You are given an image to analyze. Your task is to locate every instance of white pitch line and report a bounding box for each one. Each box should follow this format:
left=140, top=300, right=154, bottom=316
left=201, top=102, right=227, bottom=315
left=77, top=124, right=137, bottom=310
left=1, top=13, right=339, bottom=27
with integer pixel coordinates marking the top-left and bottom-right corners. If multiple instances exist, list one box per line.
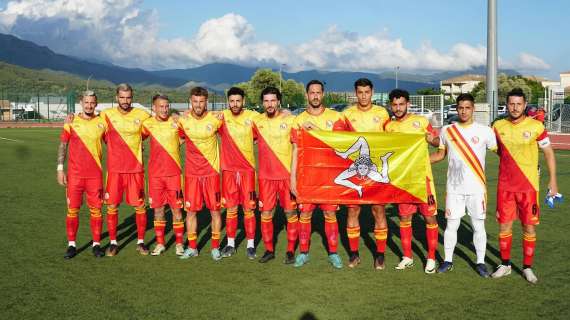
left=0, top=136, right=22, bottom=142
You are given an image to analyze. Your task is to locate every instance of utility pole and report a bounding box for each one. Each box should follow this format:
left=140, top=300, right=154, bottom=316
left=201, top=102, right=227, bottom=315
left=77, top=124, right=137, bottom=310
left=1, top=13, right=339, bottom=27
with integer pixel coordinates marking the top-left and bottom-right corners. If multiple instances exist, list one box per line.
left=486, top=0, right=498, bottom=124
left=395, top=66, right=400, bottom=88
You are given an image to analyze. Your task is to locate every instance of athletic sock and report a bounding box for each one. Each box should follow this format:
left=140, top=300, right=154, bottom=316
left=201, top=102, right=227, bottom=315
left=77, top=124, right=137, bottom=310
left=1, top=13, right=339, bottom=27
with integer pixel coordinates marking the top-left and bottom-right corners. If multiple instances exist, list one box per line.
left=347, top=226, right=360, bottom=253
left=286, top=215, right=299, bottom=253
left=135, top=207, right=147, bottom=242
left=172, top=221, right=184, bottom=245
left=153, top=219, right=166, bottom=245
left=227, top=237, right=235, bottom=247
left=106, top=207, right=118, bottom=243
left=187, top=232, right=197, bottom=249
left=499, top=231, right=513, bottom=265
left=522, top=232, right=536, bottom=268
left=247, top=239, right=255, bottom=249
left=471, top=217, right=487, bottom=265
left=261, top=215, right=274, bottom=252
left=374, top=227, right=388, bottom=254
left=211, top=231, right=220, bottom=249
left=89, top=207, right=103, bottom=244
left=66, top=208, right=80, bottom=243
left=324, top=215, right=339, bottom=254
left=400, top=220, right=413, bottom=258
left=443, top=219, right=460, bottom=263
left=244, top=210, right=256, bottom=241
left=225, top=208, right=238, bottom=240
left=299, top=215, right=312, bottom=253
left=426, top=223, right=438, bottom=260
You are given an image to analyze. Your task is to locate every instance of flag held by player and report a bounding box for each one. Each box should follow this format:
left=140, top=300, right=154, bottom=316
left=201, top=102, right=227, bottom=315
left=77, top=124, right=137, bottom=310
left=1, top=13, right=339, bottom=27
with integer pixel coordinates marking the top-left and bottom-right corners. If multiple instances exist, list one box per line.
left=296, top=130, right=430, bottom=204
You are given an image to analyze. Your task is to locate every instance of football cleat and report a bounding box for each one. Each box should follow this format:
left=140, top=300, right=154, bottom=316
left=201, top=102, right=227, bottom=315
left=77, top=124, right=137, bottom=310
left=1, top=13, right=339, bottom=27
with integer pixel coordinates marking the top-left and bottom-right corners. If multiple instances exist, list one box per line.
left=374, top=255, right=385, bottom=270
left=136, top=243, right=150, bottom=256
left=424, top=259, right=437, bottom=274
left=246, top=247, right=257, bottom=260
left=284, top=251, right=296, bottom=265
left=106, top=244, right=119, bottom=257
left=437, top=261, right=454, bottom=273
left=259, top=251, right=275, bottom=263
left=522, top=268, right=538, bottom=284
left=348, top=253, right=361, bottom=268
left=150, top=244, right=166, bottom=256
left=64, top=246, right=77, bottom=259
left=395, top=256, right=414, bottom=270
left=294, top=253, right=310, bottom=267
left=179, top=248, right=199, bottom=260
left=476, top=263, right=490, bottom=278
left=220, top=245, right=236, bottom=258
left=491, top=264, right=512, bottom=279
left=211, top=248, right=222, bottom=261
left=175, top=244, right=185, bottom=256
left=92, top=245, right=105, bottom=258
left=328, top=253, right=343, bottom=269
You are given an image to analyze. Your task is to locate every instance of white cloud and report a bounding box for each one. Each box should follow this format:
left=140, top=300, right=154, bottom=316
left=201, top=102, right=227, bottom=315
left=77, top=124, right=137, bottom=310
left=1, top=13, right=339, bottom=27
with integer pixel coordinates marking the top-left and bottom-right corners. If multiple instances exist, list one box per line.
left=0, top=0, right=551, bottom=73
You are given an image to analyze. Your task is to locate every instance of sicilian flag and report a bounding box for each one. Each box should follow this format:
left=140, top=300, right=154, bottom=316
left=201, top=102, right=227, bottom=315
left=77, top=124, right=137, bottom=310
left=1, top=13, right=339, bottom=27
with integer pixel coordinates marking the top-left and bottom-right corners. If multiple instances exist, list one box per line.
left=296, top=129, right=431, bottom=204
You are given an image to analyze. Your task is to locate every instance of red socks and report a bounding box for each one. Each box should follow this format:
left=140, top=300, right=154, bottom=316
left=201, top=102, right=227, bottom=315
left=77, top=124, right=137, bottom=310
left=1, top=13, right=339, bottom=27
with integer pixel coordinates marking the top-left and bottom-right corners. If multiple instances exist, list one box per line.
left=324, top=215, right=338, bottom=254
left=244, top=210, right=256, bottom=241
left=261, top=215, right=274, bottom=252
left=426, top=223, right=438, bottom=260
left=225, top=208, right=238, bottom=239
left=154, top=220, right=166, bottom=245
left=374, top=227, right=387, bottom=254
left=66, top=208, right=79, bottom=242
left=499, top=231, right=513, bottom=263
left=298, top=215, right=311, bottom=253
left=89, top=208, right=102, bottom=243
left=286, top=215, right=299, bottom=253
left=523, top=232, right=536, bottom=267
left=106, top=207, right=118, bottom=242
left=173, top=221, right=184, bottom=245
left=347, top=226, right=360, bottom=253
left=400, top=221, right=412, bottom=258
left=135, top=207, right=147, bottom=242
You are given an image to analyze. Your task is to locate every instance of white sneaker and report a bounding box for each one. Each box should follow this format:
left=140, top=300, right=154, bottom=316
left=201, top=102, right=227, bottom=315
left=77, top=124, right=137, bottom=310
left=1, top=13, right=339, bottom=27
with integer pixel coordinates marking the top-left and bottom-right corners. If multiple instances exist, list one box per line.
left=175, top=244, right=185, bottom=256
left=491, top=264, right=512, bottom=278
left=395, top=256, right=414, bottom=270
left=522, top=268, right=538, bottom=284
left=151, top=244, right=166, bottom=256
left=424, top=259, right=436, bottom=274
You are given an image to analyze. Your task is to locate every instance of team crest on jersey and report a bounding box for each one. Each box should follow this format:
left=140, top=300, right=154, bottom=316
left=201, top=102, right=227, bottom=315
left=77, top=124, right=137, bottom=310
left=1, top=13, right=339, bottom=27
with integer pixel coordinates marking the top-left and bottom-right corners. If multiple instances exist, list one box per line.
left=280, top=123, right=288, bottom=129
left=373, top=116, right=380, bottom=123
left=471, top=136, right=480, bottom=144
left=171, top=122, right=178, bottom=129
left=134, top=119, right=141, bottom=125
left=523, top=131, right=531, bottom=139
left=413, top=121, right=421, bottom=129
left=97, top=123, right=105, bottom=129
left=326, top=120, right=334, bottom=128
left=245, top=119, right=252, bottom=126
left=206, top=124, right=213, bottom=132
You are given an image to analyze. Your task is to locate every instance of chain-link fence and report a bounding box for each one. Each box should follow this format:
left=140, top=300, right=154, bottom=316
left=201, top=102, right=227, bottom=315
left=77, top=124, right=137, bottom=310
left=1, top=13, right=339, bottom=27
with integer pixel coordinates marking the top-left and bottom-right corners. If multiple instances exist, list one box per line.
left=0, top=93, right=75, bottom=121
left=544, top=99, right=570, bottom=133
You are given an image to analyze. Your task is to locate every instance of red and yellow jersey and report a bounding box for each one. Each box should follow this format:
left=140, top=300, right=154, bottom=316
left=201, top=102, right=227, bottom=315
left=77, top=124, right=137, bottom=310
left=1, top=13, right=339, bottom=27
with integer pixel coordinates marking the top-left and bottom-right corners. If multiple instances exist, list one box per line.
left=493, top=117, right=550, bottom=192
left=219, top=109, right=259, bottom=172
left=384, top=113, right=436, bottom=135
left=60, top=115, right=107, bottom=178
left=178, top=112, right=222, bottom=177
left=253, top=112, right=295, bottom=180
left=342, top=104, right=390, bottom=132
left=291, top=108, right=346, bottom=143
left=100, top=107, right=150, bottom=173
left=142, top=117, right=181, bottom=178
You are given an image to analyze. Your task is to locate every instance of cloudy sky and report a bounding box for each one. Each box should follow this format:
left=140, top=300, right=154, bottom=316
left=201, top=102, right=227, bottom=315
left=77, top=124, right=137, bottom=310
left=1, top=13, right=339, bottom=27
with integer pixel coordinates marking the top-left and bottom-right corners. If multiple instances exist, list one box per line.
left=0, top=0, right=568, bottom=78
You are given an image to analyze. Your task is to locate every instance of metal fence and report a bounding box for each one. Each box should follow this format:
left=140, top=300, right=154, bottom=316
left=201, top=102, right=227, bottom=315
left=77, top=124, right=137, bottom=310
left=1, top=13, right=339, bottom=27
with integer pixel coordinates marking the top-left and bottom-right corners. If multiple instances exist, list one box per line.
left=0, top=94, right=75, bottom=121
left=544, top=100, right=570, bottom=133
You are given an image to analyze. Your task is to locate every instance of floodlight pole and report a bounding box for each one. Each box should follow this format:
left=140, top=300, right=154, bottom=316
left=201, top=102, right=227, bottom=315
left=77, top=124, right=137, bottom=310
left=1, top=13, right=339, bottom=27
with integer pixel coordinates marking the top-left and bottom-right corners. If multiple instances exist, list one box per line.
left=486, top=0, right=499, bottom=124
left=395, top=66, right=400, bottom=89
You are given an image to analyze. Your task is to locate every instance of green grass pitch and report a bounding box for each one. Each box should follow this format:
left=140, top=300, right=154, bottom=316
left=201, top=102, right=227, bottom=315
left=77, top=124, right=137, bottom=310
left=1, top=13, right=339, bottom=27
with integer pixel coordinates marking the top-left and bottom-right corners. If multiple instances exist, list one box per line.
left=1, top=128, right=569, bottom=319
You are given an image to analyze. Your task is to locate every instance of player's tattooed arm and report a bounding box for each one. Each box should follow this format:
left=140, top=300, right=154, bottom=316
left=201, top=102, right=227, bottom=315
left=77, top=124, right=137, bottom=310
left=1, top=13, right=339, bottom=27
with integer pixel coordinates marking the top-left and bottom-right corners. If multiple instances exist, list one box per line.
left=57, top=142, right=68, bottom=186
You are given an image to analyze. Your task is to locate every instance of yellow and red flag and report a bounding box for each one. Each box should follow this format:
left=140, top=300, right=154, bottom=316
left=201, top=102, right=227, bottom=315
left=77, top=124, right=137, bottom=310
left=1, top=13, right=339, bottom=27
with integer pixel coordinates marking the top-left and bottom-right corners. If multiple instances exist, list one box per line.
left=296, top=129, right=431, bottom=204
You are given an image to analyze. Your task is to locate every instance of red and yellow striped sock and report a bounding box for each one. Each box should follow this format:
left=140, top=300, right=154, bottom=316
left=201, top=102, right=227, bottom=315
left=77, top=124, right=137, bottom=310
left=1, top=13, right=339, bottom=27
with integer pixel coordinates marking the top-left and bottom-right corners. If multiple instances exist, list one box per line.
left=324, top=215, right=339, bottom=254
left=211, top=231, right=220, bottom=249
left=66, top=208, right=80, bottom=242
left=261, top=216, right=274, bottom=252
left=172, top=221, right=184, bottom=245
left=225, top=208, right=238, bottom=239
left=523, top=233, right=536, bottom=267
left=347, top=226, right=360, bottom=253
left=89, top=207, right=102, bottom=243
left=426, top=223, right=438, bottom=260
left=135, top=207, right=147, bottom=242
left=286, top=215, right=299, bottom=253
left=106, top=207, right=118, bottom=242
left=299, top=216, right=312, bottom=253
left=400, top=221, right=412, bottom=258
left=374, top=227, right=388, bottom=254
left=244, top=210, right=256, bottom=241
left=154, top=219, right=166, bottom=245
left=499, top=231, right=513, bottom=264
left=188, top=232, right=197, bottom=250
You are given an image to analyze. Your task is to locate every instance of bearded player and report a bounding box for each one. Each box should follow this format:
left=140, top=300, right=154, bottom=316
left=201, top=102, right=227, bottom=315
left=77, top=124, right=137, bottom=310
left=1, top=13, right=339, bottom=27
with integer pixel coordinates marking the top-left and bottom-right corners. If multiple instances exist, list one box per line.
left=385, top=89, right=440, bottom=274
left=58, top=90, right=107, bottom=259
left=290, top=80, right=347, bottom=269
left=141, top=94, right=185, bottom=256
left=430, top=93, right=497, bottom=277
left=253, top=86, right=298, bottom=264
left=491, top=88, right=560, bottom=284
left=341, top=78, right=391, bottom=269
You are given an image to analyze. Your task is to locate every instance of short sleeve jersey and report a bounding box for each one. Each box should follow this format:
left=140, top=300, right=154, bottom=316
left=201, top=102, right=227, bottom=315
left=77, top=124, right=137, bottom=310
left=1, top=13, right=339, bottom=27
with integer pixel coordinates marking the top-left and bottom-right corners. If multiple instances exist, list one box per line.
left=178, top=112, right=223, bottom=177
left=342, top=105, right=390, bottom=132
left=291, top=108, right=346, bottom=143
left=142, top=117, right=181, bottom=178
left=60, top=115, right=107, bottom=178
left=219, top=109, right=259, bottom=172
left=253, top=113, right=296, bottom=180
